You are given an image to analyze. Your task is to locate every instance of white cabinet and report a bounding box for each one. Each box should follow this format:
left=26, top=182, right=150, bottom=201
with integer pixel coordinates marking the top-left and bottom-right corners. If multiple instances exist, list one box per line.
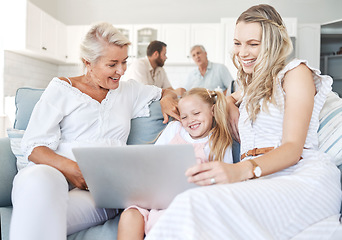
left=160, top=24, right=191, bottom=63
left=134, top=25, right=161, bottom=58
left=190, top=24, right=223, bottom=63
left=116, top=24, right=161, bottom=60
left=66, top=25, right=89, bottom=64
left=4, top=1, right=67, bottom=63
left=160, top=23, right=223, bottom=64
left=116, top=25, right=134, bottom=60
left=298, top=24, right=321, bottom=69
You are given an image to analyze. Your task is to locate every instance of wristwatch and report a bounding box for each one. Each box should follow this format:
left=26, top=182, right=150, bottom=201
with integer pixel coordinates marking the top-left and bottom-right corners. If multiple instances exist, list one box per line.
left=249, top=159, right=262, bottom=179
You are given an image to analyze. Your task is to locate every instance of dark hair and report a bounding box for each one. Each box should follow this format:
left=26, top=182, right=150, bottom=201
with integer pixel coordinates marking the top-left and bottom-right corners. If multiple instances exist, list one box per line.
left=146, top=40, right=167, bottom=56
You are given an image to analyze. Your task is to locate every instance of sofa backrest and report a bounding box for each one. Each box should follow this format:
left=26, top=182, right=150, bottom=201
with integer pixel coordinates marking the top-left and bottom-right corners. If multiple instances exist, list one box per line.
left=14, top=87, right=45, bottom=130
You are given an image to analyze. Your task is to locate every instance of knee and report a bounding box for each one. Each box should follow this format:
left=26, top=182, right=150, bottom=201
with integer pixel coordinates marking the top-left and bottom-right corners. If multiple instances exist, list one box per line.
left=120, top=208, right=144, bottom=223
left=12, top=165, right=68, bottom=200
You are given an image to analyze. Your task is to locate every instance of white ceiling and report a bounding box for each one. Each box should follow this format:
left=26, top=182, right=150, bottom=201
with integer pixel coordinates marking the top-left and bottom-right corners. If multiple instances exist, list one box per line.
left=29, top=0, right=342, bottom=26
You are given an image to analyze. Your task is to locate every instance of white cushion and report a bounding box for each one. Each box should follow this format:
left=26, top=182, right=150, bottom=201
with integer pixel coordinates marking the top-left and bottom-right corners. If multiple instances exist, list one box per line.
left=318, top=91, right=342, bottom=166
left=7, top=128, right=27, bottom=170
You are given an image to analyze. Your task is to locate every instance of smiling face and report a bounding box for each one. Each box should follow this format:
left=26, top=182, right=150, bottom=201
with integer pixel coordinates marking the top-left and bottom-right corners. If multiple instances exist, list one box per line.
left=178, top=95, right=214, bottom=140
left=233, top=21, right=262, bottom=74
left=87, top=44, right=128, bottom=90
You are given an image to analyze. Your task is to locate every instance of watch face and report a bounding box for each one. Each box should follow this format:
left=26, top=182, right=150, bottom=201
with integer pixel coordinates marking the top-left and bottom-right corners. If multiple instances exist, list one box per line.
left=254, top=166, right=262, bottom=177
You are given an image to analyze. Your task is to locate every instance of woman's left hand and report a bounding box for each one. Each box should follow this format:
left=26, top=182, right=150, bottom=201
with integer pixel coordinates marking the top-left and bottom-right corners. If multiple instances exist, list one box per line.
left=185, top=161, right=251, bottom=186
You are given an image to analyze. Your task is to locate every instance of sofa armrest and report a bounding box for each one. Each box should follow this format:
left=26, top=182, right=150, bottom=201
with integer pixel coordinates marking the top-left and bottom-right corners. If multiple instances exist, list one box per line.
left=0, top=137, right=18, bottom=207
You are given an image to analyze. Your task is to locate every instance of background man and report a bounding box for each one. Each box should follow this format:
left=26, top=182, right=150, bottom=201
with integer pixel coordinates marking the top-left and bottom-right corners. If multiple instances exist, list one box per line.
left=124, top=40, right=172, bottom=89
left=184, top=45, right=234, bottom=95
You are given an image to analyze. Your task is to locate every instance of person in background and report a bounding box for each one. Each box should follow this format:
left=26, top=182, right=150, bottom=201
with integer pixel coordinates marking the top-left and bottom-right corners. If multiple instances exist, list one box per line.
left=9, top=22, right=179, bottom=240
left=117, top=88, right=233, bottom=240
left=124, top=40, right=171, bottom=88
left=124, top=40, right=185, bottom=97
left=146, top=4, right=341, bottom=240
left=184, top=45, right=234, bottom=95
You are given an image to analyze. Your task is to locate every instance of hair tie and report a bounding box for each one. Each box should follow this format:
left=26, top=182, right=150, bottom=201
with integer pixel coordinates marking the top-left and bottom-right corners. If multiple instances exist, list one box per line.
left=206, top=89, right=212, bottom=98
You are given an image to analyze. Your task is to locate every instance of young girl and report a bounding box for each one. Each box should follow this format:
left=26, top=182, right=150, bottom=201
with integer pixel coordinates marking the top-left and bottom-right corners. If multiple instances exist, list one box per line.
left=146, top=4, right=341, bottom=240
left=117, top=88, right=233, bottom=239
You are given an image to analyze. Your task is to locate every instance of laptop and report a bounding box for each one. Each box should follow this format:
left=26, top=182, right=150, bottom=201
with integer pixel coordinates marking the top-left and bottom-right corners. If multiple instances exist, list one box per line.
left=72, top=144, right=197, bottom=210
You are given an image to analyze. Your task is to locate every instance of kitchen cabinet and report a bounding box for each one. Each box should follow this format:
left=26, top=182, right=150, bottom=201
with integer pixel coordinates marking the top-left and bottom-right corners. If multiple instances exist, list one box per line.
left=160, top=23, right=223, bottom=64
left=4, top=0, right=67, bottom=63
left=190, top=24, right=224, bottom=63
left=134, top=25, right=161, bottom=58
left=160, top=24, right=191, bottom=63
left=297, top=24, right=321, bottom=69
left=66, top=25, right=89, bottom=64
left=117, top=24, right=161, bottom=61
left=116, top=25, right=134, bottom=60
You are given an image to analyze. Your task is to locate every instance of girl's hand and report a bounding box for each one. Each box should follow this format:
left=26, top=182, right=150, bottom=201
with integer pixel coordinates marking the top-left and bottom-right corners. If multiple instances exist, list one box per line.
left=185, top=161, right=253, bottom=186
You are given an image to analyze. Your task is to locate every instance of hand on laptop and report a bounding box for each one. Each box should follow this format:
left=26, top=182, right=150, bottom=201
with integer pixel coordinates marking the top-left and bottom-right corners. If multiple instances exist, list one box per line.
left=59, top=159, right=88, bottom=190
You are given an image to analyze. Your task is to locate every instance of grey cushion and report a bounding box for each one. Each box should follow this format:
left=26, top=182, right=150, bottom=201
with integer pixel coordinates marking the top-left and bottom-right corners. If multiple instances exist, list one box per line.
left=127, top=101, right=167, bottom=145
left=0, top=138, right=17, bottom=207
left=14, top=87, right=44, bottom=130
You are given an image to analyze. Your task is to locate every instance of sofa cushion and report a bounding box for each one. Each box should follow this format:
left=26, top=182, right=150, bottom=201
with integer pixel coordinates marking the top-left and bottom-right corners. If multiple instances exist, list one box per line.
left=14, top=87, right=44, bottom=130
left=318, top=91, right=342, bottom=166
left=0, top=138, right=17, bottom=207
left=6, top=128, right=27, bottom=170
left=127, top=101, right=167, bottom=145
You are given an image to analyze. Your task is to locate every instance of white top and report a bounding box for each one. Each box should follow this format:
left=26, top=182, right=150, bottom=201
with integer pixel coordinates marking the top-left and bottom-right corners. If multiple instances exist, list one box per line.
left=155, top=121, right=233, bottom=163
left=124, top=57, right=172, bottom=88
left=239, top=59, right=333, bottom=158
left=21, top=77, right=162, bottom=162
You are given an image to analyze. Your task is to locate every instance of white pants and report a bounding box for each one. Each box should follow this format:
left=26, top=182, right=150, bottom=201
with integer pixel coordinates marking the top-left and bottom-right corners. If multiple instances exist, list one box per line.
left=10, top=164, right=117, bottom=240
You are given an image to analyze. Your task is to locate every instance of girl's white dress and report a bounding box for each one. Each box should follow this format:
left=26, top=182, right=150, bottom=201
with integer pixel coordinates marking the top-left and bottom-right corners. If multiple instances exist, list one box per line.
left=145, top=59, right=342, bottom=240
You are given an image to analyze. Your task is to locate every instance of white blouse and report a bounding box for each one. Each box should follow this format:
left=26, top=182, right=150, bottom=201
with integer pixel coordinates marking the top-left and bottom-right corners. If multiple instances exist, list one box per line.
left=21, top=77, right=162, bottom=162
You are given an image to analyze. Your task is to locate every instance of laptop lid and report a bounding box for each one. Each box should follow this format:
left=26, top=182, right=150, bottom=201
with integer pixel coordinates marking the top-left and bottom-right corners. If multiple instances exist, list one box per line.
left=73, top=144, right=197, bottom=209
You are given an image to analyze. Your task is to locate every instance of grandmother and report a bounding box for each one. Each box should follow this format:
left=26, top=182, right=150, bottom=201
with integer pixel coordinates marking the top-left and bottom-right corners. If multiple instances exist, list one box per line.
left=9, top=22, right=179, bottom=240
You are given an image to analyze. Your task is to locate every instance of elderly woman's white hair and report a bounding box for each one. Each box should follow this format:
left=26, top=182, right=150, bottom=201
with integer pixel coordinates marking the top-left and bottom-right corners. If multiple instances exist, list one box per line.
left=80, top=22, right=131, bottom=64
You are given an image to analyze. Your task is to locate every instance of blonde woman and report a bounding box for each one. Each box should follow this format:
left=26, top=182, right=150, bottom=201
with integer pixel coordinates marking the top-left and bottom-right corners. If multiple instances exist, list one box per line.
left=146, top=4, right=341, bottom=240
left=10, top=22, right=179, bottom=240
left=117, top=88, right=233, bottom=239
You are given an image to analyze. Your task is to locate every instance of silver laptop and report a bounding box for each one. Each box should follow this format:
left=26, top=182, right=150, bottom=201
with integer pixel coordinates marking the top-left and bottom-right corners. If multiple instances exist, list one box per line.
left=72, top=144, right=197, bottom=210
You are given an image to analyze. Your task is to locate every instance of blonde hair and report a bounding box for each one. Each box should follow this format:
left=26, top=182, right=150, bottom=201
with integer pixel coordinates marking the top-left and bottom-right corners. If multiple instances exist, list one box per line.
left=80, top=22, right=131, bottom=65
left=180, top=88, right=232, bottom=162
left=232, top=4, right=293, bottom=121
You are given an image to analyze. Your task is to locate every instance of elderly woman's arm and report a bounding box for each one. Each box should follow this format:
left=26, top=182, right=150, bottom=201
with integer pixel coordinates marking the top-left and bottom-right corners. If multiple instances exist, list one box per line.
left=160, top=89, right=180, bottom=123
left=28, top=146, right=88, bottom=190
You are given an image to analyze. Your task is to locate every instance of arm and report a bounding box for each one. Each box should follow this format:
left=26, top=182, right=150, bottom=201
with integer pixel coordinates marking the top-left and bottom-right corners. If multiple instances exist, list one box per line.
left=160, top=88, right=180, bottom=124
left=187, top=64, right=315, bottom=185
left=28, top=146, right=87, bottom=190
left=226, top=90, right=241, bottom=142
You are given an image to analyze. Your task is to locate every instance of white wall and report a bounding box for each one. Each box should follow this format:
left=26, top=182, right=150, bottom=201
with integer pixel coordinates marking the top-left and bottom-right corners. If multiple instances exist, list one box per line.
left=29, top=0, right=342, bottom=26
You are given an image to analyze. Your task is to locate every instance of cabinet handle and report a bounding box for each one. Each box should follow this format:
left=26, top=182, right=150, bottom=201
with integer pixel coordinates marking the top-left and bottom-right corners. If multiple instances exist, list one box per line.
left=42, top=47, right=47, bottom=51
